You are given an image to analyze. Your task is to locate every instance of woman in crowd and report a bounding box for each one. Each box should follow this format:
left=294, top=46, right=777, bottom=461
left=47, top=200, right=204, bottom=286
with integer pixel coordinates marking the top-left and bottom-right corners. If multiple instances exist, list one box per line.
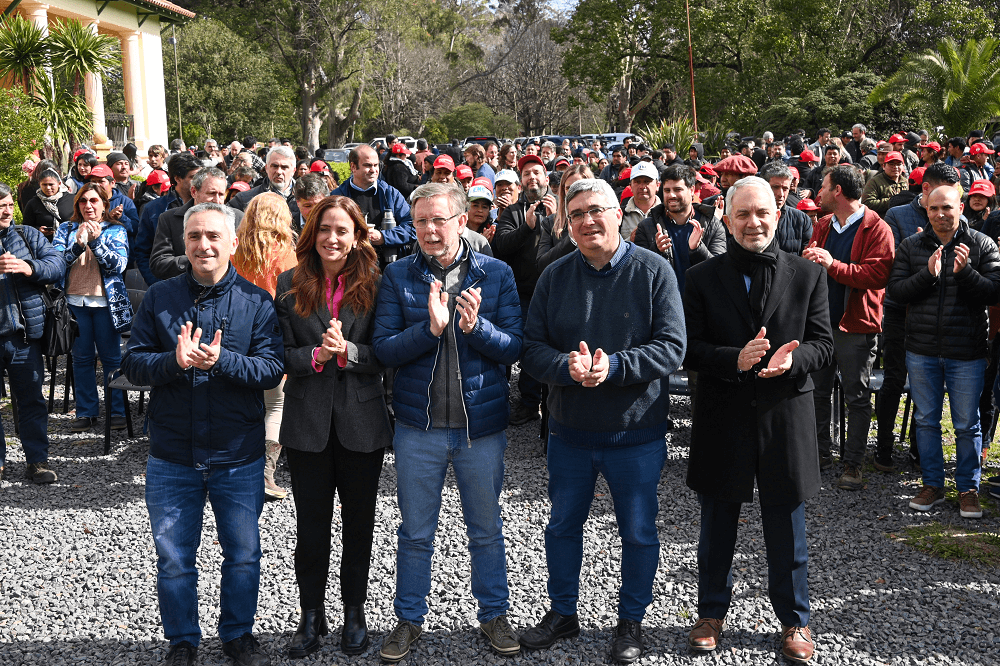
left=66, top=152, right=97, bottom=193
left=537, top=164, right=593, bottom=272
left=295, top=160, right=311, bottom=179
left=54, top=183, right=131, bottom=432
left=18, top=159, right=58, bottom=214
left=231, top=192, right=299, bottom=500
left=22, top=169, right=74, bottom=239
left=499, top=143, right=519, bottom=170
left=226, top=180, right=250, bottom=204
left=966, top=180, right=997, bottom=231
left=274, top=195, right=391, bottom=658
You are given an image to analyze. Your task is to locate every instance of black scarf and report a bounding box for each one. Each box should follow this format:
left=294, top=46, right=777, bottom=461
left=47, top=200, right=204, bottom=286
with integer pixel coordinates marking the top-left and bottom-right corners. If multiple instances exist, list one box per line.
left=726, top=235, right=779, bottom=329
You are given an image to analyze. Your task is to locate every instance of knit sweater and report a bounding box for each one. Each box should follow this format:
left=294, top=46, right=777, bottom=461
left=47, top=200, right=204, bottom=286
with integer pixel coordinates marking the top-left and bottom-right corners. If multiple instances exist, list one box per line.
left=521, top=242, right=687, bottom=446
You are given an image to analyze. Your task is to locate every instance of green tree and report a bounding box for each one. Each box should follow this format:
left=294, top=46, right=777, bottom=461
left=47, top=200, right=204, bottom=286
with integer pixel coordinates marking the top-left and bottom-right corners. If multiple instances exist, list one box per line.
left=0, top=88, right=46, bottom=196
left=0, top=15, right=48, bottom=96
left=868, top=37, right=1000, bottom=138
left=436, top=103, right=517, bottom=141
left=47, top=19, right=117, bottom=97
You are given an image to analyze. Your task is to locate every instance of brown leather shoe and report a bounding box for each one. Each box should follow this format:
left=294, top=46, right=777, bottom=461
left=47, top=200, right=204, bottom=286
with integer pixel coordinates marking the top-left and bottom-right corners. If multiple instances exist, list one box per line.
left=781, top=625, right=814, bottom=663
left=688, top=617, right=724, bottom=652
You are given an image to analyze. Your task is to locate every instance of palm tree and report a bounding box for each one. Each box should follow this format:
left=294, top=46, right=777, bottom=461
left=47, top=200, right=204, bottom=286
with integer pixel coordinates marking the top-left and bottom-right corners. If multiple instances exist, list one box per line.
left=47, top=19, right=118, bottom=96
left=868, top=37, right=1000, bottom=138
left=0, top=15, right=49, bottom=96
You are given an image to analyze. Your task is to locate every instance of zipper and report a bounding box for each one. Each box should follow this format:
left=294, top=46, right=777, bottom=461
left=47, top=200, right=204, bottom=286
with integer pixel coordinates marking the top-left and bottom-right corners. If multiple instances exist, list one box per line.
left=936, top=241, right=946, bottom=355
left=459, top=269, right=483, bottom=446
left=425, top=335, right=442, bottom=431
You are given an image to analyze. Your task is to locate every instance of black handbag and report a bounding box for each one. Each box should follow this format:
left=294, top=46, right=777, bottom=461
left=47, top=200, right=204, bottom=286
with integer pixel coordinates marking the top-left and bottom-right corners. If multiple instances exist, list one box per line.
left=14, top=226, right=79, bottom=357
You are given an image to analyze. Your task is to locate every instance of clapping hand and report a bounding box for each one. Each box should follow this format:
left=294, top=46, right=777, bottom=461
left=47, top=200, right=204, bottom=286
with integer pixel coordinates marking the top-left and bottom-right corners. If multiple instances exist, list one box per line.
left=738, top=327, right=770, bottom=372
left=175, top=321, right=222, bottom=370
left=568, top=341, right=610, bottom=387
left=428, top=279, right=450, bottom=337
left=654, top=223, right=672, bottom=253
left=954, top=243, right=970, bottom=273
left=757, top=340, right=799, bottom=378
left=317, top=319, right=345, bottom=364
left=456, top=287, right=482, bottom=334
left=927, top=246, right=943, bottom=277
left=687, top=219, right=704, bottom=250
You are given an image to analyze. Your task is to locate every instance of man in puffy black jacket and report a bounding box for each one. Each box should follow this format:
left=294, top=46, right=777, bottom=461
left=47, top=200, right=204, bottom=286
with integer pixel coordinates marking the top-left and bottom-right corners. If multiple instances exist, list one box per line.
left=887, top=185, right=1000, bottom=521
left=0, top=183, right=65, bottom=484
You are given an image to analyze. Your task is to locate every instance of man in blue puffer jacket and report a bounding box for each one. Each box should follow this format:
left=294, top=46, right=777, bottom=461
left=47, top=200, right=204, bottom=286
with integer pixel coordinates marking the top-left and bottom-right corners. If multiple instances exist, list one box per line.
left=122, top=203, right=283, bottom=666
left=0, top=183, right=65, bottom=484
left=373, top=183, right=523, bottom=661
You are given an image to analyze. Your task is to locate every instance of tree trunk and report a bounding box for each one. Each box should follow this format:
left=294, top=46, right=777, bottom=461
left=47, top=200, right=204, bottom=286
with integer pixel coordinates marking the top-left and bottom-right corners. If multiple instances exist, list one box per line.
left=327, top=83, right=364, bottom=149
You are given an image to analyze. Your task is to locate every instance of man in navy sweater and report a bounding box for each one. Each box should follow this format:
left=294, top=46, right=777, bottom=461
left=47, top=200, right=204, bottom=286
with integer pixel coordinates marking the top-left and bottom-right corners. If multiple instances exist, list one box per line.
left=519, top=179, right=687, bottom=664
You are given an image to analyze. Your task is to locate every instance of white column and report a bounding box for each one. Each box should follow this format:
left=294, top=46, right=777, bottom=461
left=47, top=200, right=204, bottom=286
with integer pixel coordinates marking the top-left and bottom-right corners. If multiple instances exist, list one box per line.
left=84, top=22, right=107, bottom=138
left=120, top=31, right=147, bottom=149
left=139, top=28, right=168, bottom=149
left=24, top=3, right=49, bottom=34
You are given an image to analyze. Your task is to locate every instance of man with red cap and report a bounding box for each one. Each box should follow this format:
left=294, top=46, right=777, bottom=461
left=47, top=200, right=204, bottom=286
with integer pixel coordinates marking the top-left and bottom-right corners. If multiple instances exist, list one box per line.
left=431, top=154, right=456, bottom=184
left=862, top=151, right=908, bottom=216
left=493, top=154, right=557, bottom=426
left=383, top=142, right=421, bottom=198
left=456, top=164, right=475, bottom=193
left=962, top=141, right=995, bottom=190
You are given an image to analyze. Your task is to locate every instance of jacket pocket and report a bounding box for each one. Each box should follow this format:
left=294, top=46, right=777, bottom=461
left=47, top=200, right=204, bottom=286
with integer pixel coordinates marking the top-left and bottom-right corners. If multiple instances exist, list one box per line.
left=284, top=378, right=306, bottom=399
left=356, top=381, right=385, bottom=402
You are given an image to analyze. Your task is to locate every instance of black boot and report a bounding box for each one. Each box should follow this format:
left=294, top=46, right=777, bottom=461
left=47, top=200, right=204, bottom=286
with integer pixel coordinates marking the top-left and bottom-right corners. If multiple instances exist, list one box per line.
left=341, top=605, right=370, bottom=655
left=288, top=609, right=327, bottom=659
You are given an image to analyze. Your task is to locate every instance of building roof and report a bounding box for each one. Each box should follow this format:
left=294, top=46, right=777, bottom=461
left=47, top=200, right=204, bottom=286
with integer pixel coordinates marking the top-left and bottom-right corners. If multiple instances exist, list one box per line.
left=120, top=0, right=195, bottom=22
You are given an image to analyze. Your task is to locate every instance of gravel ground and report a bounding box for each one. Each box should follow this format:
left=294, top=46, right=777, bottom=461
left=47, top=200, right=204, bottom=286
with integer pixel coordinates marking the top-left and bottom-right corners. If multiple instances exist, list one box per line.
left=1, top=361, right=999, bottom=665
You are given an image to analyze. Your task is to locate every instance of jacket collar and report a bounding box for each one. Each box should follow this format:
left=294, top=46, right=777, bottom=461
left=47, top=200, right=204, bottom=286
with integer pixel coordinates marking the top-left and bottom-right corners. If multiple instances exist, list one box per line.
left=186, top=263, right=238, bottom=300
left=718, top=250, right=796, bottom=332
left=408, top=237, right=486, bottom=285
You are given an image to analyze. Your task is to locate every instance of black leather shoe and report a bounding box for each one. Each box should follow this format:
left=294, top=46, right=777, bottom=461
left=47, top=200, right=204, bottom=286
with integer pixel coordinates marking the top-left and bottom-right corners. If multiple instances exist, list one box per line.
left=288, top=609, right=327, bottom=659
left=610, top=618, right=643, bottom=664
left=222, top=633, right=269, bottom=666
left=165, top=641, right=197, bottom=666
left=341, top=605, right=369, bottom=655
left=519, top=609, right=580, bottom=650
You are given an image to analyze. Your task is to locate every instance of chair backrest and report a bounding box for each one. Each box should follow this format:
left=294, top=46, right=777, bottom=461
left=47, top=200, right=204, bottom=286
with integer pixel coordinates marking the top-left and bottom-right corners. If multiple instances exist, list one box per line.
left=124, top=268, right=148, bottom=292
left=127, top=289, right=145, bottom=315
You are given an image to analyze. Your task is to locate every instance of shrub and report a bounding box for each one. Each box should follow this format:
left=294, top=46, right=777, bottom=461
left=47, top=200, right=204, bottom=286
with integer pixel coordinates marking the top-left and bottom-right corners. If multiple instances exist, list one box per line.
left=0, top=88, right=45, bottom=198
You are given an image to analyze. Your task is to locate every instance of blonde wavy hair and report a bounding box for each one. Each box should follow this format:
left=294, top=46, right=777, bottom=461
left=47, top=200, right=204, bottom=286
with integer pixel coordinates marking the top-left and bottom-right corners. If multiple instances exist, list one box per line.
left=232, top=192, right=296, bottom=283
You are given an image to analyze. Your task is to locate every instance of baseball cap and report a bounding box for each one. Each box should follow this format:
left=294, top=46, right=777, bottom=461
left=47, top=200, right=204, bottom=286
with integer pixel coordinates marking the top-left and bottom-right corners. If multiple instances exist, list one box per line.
left=798, top=149, right=816, bottom=162
left=554, top=156, right=570, bottom=168
left=88, top=164, right=113, bottom=179
left=796, top=198, right=821, bottom=212
left=888, top=133, right=907, bottom=144
left=969, top=180, right=996, bottom=198
left=788, top=167, right=800, bottom=179
left=517, top=154, right=545, bottom=172
left=619, top=167, right=632, bottom=181
left=630, top=161, right=658, bottom=181
left=699, top=164, right=717, bottom=177
left=883, top=151, right=904, bottom=164
left=106, top=151, right=129, bottom=166
left=456, top=164, right=474, bottom=181
left=877, top=142, right=893, bottom=153
left=73, top=148, right=93, bottom=162
left=923, top=142, right=941, bottom=153
left=229, top=181, right=251, bottom=193
left=468, top=177, right=494, bottom=202
left=390, top=143, right=411, bottom=156
left=309, top=160, right=330, bottom=173
left=969, top=142, right=995, bottom=156
left=495, top=169, right=518, bottom=185
left=146, top=169, right=171, bottom=194
left=433, top=154, right=455, bottom=172
left=908, top=167, right=926, bottom=186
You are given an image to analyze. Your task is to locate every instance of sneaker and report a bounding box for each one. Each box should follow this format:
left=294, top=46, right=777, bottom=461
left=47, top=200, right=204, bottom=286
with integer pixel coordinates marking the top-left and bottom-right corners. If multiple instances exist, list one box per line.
left=221, top=632, right=269, bottom=666
left=264, top=477, right=288, bottom=500
left=70, top=416, right=97, bottom=432
left=509, top=403, right=540, bottom=426
left=379, top=621, right=421, bottom=662
left=26, top=462, right=57, bottom=484
left=481, top=615, right=520, bottom=656
left=909, top=485, right=945, bottom=511
left=818, top=453, right=833, bottom=470
left=984, top=475, right=1000, bottom=488
left=165, top=641, right=197, bottom=666
left=109, top=416, right=127, bottom=431
left=837, top=464, right=863, bottom=490
left=959, top=490, right=983, bottom=519
left=873, top=452, right=895, bottom=472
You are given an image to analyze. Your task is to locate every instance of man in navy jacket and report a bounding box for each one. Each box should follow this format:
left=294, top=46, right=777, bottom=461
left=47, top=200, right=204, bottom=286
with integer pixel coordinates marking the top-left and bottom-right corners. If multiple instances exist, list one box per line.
left=373, top=183, right=523, bottom=662
left=122, top=203, right=283, bottom=666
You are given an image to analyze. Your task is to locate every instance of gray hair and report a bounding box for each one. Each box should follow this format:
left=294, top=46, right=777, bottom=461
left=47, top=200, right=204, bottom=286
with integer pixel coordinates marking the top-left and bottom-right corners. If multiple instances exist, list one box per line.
left=759, top=162, right=792, bottom=182
left=725, top=176, right=776, bottom=217
left=293, top=173, right=328, bottom=201
left=183, top=202, right=237, bottom=236
left=565, top=178, right=619, bottom=210
left=852, top=123, right=867, bottom=133
left=409, top=182, right=469, bottom=215
left=860, top=137, right=877, bottom=153
left=762, top=131, right=774, bottom=142
left=191, top=167, right=227, bottom=192
left=266, top=146, right=295, bottom=164
left=0, top=183, right=11, bottom=200
left=541, top=141, right=557, bottom=150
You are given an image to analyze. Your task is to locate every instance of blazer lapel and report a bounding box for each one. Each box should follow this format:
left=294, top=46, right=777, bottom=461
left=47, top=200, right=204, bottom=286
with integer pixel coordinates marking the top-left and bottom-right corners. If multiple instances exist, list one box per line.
left=717, top=255, right=755, bottom=331
left=761, top=253, right=796, bottom=326
left=338, top=303, right=358, bottom=339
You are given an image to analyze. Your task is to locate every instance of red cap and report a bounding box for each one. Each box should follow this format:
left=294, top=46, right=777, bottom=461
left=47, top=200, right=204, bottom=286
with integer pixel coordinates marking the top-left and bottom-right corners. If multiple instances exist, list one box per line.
left=969, top=180, right=996, bottom=198
left=788, top=167, right=800, bottom=179
left=73, top=148, right=93, bottom=162
left=713, top=154, right=758, bottom=175
left=970, top=142, right=995, bottom=156
left=554, top=156, right=570, bottom=167
left=798, top=149, right=816, bottom=162
left=888, top=133, right=907, bottom=144
left=876, top=140, right=888, bottom=148
left=923, top=142, right=941, bottom=153
left=470, top=177, right=494, bottom=192
left=883, top=151, right=904, bottom=164
left=699, top=164, right=717, bottom=177
left=517, top=154, right=545, bottom=172
left=456, top=164, right=474, bottom=180
left=309, top=160, right=330, bottom=173
left=908, top=167, right=926, bottom=186
left=88, top=164, right=113, bottom=179
left=228, top=181, right=251, bottom=193
left=433, top=154, right=455, bottom=171
left=619, top=167, right=632, bottom=181
left=391, top=143, right=411, bottom=156
left=620, top=185, right=632, bottom=203
left=796, top=198, right=821, bottom=212
left=698, top=184, right=721, bottom=199
left=146, top=169, right=171, bottom=194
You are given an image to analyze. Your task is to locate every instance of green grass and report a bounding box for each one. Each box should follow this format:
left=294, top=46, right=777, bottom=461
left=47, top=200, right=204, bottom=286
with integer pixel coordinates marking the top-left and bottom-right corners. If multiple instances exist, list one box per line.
left=890, top=522, right=1000, bottom=567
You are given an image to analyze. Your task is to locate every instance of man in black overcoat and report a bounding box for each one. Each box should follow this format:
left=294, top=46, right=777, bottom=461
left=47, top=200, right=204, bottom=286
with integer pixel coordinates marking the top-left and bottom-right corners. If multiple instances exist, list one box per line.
left=682, top=176, right=834, bottom=664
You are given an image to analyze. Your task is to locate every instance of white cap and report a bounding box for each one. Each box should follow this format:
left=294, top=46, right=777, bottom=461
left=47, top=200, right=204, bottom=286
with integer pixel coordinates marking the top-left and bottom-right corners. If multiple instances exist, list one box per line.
left=630, top=161, right=659, bottom=181
left=468, top=184, right=493, bottom=202
left=494, top=169, right=519, bottom=185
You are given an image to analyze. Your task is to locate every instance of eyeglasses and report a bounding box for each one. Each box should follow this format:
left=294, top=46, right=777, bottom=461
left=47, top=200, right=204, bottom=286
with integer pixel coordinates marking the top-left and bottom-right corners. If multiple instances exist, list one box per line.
left=568, top=205, right=615, bottom=224
left=413, top=213, right=460, bottom=229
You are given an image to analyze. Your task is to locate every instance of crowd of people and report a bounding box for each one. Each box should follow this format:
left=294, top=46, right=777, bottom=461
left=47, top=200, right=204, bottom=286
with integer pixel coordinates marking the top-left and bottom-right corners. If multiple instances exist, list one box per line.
left=2, top=123, right=1000, bottom=666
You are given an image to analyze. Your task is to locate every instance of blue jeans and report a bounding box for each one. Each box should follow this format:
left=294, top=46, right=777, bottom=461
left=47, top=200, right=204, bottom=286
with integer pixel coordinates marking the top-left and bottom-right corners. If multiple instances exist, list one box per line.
left=0, top=335, right=49, bottom=468
left=69, top=304, right=124, bottom=418
left=545, top=432, right=667, bottom=622
left=906, top=352, right=986, bottom=492
left=145, top=455, right=265, bottom=646
left=393, top=423, right=510, bottom=624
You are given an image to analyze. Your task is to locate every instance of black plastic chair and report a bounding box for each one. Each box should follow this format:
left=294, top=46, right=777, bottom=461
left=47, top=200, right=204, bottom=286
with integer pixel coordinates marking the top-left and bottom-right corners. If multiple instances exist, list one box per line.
left=103, top=370, right=153, bottom=454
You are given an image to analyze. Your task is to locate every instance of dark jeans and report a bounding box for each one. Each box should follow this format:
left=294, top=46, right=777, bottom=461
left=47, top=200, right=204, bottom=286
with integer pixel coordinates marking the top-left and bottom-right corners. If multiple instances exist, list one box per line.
left=285, top=432, right=385, bottom=610
left=813, top=330, right=877, bottom=465
left=0, top=335, right=49, bottom=468
left=517, top=295, right=541, bottom=408
left=697, top=495, right=810, bottom=628
left=979, top=338, right=1000, bottom=446
left=875, top=304, right=906, bottom=451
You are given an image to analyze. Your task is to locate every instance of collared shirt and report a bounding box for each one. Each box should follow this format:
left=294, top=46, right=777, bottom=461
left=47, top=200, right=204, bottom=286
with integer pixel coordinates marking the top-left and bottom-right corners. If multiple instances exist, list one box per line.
left=581, top=237, right=628, bottom=272
left=831, top=206, right=866, bottom=234
left=349, top=177, right=377, bottom=194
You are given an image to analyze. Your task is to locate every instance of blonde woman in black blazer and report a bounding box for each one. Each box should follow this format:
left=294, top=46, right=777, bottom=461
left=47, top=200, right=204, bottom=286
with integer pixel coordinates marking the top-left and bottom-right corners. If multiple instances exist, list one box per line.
left=275, top=195, right=392, bottom=658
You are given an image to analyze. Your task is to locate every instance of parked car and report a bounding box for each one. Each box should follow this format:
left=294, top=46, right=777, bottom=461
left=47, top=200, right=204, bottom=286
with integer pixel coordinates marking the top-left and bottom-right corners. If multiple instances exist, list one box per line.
left=462, top=136, right=501, bottom=148
left=322, top=148, right=350, bottom=163
left=369, top=136, right=417, bottom=150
